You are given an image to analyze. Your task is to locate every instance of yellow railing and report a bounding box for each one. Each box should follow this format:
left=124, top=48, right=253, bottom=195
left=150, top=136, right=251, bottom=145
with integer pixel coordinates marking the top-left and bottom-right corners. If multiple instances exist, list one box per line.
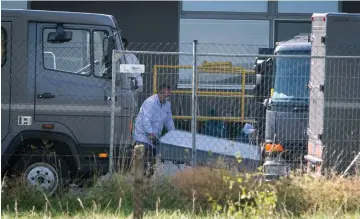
left=152, top=62, right=256, bottom=123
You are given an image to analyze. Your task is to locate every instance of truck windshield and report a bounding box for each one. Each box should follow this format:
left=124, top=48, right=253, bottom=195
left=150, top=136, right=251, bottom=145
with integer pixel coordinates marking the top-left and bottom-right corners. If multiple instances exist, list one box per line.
left=272, top=49, right=311, bottom=103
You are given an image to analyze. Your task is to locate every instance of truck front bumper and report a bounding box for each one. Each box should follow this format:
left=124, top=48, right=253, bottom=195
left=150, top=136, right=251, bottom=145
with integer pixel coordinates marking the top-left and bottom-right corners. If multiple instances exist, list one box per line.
left=263, top=157, right=290, bottom=181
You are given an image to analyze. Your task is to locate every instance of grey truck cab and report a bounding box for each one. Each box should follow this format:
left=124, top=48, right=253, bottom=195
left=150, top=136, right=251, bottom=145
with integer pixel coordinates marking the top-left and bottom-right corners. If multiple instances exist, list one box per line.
left=255, top=34, right=311, bottom=180
left=1, top=9, right=138, bottom=194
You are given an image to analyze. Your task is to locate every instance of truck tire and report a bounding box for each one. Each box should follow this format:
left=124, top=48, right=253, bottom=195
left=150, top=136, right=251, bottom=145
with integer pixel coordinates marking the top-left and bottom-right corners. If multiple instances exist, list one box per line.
left=13, top=155, right=69, bottom=196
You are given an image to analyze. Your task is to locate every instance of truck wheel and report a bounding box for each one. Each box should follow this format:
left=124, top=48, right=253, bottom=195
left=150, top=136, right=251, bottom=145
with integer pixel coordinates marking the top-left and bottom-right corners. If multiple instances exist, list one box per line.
left=14, top=156, right=69, bottom=196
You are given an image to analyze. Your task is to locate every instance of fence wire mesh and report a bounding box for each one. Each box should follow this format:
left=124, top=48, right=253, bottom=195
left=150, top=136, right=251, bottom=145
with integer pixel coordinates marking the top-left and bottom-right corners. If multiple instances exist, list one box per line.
left=117, top=43, right=264, bottom=174
left=2, top=38, right=360, bottom=206
left=307, top=44, right=360, bottom=176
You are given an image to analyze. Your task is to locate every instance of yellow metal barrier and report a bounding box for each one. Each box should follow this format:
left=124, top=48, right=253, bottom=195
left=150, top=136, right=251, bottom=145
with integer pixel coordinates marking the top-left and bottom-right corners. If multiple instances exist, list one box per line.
left=152, top=62, right=256, bottom=124
left=174, top=116, right=256, bottom=123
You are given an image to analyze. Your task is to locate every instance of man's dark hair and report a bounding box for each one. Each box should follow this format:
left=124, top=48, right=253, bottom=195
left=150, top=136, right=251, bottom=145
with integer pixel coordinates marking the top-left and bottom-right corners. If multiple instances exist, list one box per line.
left=158, top=84, right=171, bottom=92
left=121, top=37, right=128, bottom=49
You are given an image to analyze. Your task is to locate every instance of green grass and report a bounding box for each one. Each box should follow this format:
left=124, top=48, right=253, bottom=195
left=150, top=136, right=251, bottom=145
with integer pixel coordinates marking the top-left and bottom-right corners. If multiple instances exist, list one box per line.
left=2, top=210, right=360, bottom=219
left=2, top=163, right=360, bottom=219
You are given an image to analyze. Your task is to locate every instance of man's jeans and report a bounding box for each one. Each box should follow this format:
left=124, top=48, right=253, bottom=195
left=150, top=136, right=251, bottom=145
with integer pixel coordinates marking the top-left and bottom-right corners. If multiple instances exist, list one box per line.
left=134, top=141, right=157, bottom=177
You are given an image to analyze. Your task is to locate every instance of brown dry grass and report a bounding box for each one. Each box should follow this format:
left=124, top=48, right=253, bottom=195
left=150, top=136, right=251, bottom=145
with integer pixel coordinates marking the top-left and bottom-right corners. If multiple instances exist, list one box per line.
left=171, top=167, right=236, bottom=208
left=273, top=173, right=360, bottom=216
left=169, top=165, right=360, bottom=217
left=2, top=161, right=360, bottom=218
left=170, top=165, right=275, bottom=216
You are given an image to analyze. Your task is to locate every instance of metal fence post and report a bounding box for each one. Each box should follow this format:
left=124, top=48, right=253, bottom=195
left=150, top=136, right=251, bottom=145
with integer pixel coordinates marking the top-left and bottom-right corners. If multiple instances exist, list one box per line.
left=109, top=49, right=117, bottom=174
left=191, top=40, right=198, bottom=167
left=133, top=144, right=145, bottom=219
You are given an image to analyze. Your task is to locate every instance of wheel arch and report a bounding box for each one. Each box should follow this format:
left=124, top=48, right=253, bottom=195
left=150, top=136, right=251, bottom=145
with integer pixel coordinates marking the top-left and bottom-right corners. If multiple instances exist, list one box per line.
left=2, top=130, right=81, bottom=176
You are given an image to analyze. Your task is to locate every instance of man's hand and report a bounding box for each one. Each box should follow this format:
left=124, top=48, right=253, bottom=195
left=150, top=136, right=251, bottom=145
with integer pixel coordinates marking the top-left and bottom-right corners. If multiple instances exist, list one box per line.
left=136, top=86, right=143, bottom=92
left=148, top=133, right=156, bottom=140
left=148, top=133, right=160, bottom=145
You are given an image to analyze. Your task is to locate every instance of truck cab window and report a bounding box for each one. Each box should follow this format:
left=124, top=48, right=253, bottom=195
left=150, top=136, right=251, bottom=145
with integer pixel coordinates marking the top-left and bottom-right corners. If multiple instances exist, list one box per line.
left=1, top=27, right=7, bottom=67
left=43, top=28, right=91, bottom=75
left=272, top=50, right=311, bottom=103
left=93, top=30, right=109, bottom=77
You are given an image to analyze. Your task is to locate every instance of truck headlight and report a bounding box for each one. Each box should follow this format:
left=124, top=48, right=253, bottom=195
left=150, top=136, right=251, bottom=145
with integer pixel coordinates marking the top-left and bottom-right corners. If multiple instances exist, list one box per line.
left=263, top=161, right=290, bottom=176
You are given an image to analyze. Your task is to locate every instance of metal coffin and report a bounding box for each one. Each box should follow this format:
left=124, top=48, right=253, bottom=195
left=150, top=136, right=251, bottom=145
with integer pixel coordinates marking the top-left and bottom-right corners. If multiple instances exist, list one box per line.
left=158, top=130, right=261, bottom=172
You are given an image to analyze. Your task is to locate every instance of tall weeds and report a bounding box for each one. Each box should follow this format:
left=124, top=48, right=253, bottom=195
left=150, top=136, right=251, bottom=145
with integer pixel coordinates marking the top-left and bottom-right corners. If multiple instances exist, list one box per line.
left=2, top=162, right=360, bottom=218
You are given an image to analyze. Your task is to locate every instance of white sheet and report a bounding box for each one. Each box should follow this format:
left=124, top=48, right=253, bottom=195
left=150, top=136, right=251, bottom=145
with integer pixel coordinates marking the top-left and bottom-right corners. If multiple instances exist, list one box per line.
left=159, top=130, right=261, bottom=160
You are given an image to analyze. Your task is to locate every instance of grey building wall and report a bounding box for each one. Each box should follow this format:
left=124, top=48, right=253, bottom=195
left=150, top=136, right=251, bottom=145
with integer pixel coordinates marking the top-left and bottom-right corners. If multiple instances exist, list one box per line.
left=2, top=0, right=29, bottom=9
left=30, top=1, right=179, bottom=49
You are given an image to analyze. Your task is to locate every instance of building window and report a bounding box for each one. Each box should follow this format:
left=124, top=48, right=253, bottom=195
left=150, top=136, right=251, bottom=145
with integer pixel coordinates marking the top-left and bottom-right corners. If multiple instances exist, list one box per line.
left=182, top=1, right=268, bottom=13
left=43, top=28, right=91, bottom=75
left=1, top=27, right=7, bottom=67
left=277, top=0, right=339, bottom=14
left=179, top=18, right=270, bottom=87
left=275, top=20, right=312, bottom=43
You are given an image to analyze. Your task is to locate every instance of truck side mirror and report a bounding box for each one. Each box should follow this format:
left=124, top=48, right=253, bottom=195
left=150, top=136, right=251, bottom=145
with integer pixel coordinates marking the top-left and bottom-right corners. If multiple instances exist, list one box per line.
left=256, top=73, right=262, bottom=86
left=254, top=60, right=263, bottom=86
left=263, top=98, right=269, bottom=108
left=47, top=24, right=72, bottom=43
left=103, top=36, right=116, bottom=78
left=263, top=58, right=274, bottom=74
left=254, top=59, right=270, bottom=85
left=254, top=58, right=273, bottom=79
left=254, top=57, right=274, bottom=104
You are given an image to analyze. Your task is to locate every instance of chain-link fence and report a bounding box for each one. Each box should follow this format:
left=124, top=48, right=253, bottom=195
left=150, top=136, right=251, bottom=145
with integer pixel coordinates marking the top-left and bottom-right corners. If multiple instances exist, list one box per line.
left=112, top=42, right=265, bottom=173
left=2, top=38, right=360, bottom=214
left=116, top=42, right=360, bottom=215
left=307, top=44, right=360, bottom=177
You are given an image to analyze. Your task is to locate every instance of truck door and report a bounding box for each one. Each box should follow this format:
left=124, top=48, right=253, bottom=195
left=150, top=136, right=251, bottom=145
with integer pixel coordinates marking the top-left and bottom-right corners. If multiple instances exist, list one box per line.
left=34, top=23, right=110, bottom=153
left=1, top=22, right=12, bottom=141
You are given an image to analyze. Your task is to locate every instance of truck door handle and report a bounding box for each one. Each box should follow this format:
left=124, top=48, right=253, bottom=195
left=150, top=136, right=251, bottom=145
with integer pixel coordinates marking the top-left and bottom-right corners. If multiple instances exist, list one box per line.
left=37, top=92, right=55, bottom=99
left=105, top=96, right=117, bottom=101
